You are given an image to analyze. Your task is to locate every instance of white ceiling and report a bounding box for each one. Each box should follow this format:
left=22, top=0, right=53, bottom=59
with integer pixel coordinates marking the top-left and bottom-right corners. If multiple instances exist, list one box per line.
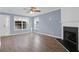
left=0, top=7, right=60, bottom=17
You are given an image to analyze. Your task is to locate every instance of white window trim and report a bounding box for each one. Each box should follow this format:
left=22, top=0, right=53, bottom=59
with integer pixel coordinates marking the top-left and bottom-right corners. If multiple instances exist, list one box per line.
left=14, top=16, right=29, bottom=31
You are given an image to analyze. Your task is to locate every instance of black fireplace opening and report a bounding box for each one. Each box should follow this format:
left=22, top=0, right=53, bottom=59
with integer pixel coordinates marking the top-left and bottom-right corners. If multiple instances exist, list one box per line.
left=63, top=27, right=78, bottom=52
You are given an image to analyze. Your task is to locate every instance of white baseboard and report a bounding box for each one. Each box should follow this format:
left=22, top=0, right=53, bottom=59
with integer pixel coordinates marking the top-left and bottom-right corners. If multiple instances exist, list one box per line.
left=35, top=31, right=63, bottom=39
left=11, top=32, right=31, bottom=36
left=1, top=32, right=31, bottom=37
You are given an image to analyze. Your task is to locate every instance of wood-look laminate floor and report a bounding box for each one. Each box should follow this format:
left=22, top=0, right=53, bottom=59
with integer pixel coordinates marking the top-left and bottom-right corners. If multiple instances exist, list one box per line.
left=0, top=33, right=67, bottom=52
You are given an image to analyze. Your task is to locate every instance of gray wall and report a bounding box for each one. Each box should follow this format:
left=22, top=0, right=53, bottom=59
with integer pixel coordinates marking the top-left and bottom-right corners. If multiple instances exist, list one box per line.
left=0, top=13, right=32, bottom=35
left=0, top=9, right=62, bottom=38
left=10, top=15, right=32, bottom=35
left=34, top=9, right=62, bottom=38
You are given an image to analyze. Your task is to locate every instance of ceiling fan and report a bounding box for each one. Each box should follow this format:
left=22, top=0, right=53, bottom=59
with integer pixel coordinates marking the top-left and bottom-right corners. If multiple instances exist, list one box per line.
left=24, top=7, right=41, bottom=14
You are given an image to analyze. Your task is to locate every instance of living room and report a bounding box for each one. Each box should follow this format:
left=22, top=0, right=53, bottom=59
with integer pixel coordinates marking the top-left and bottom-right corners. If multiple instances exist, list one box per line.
left=0, top=7, right=79, bottom=52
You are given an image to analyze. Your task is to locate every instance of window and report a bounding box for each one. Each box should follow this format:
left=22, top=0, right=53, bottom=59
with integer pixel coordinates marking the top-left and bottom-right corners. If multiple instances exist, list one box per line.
left=15, top=21, right=22, bottom=29
left=14, top=16, right=29, bottom=30
left=23, top=21, right=27, bottom=29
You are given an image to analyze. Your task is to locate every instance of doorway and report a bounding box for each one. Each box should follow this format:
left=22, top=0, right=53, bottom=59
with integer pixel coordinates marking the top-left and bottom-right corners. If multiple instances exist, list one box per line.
left=0, top=14, right=10, bottom=36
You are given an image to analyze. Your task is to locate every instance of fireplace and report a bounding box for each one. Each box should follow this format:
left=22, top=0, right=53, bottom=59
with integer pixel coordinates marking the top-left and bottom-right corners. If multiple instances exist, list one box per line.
left=63, top=27, right=78, bottom=52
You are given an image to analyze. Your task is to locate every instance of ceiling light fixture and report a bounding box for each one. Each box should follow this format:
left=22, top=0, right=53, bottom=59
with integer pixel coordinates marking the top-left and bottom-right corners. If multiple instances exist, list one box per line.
left=24, top=7, right=41, bottom=14
left=30, top=10, right=35, bottom=14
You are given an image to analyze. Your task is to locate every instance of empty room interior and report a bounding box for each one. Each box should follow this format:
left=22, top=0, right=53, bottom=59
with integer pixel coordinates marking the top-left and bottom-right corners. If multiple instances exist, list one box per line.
left=0, top=7, right=79, bottom=52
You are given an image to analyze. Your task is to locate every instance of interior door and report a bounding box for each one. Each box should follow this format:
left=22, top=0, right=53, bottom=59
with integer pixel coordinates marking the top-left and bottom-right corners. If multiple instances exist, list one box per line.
left=0, top=14, right=10, bottom=36
left=34, top=17, right=39, bottom=31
